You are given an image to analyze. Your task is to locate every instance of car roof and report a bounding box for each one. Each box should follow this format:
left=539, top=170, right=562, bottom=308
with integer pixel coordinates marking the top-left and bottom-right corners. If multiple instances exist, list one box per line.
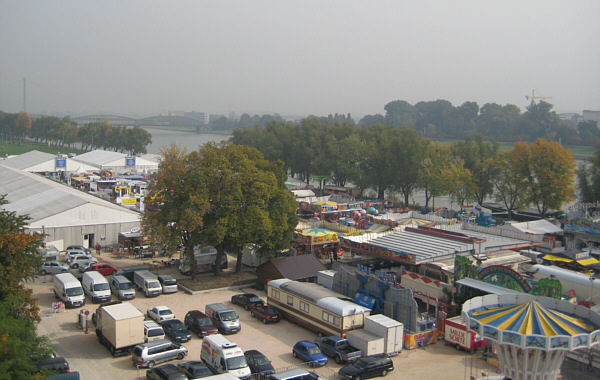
left=357, top=355, right=390, bottom=363
left=161, top=318, right=183, bottom=325
left=297, top=340, right=316, bottom=347
left=186, top=310, right=209, bottom=317
left=144, top=321, right=161, bottom=328
left=153, top=306, right=171, bottom=311
left=244, top=349, right=265, bottom=357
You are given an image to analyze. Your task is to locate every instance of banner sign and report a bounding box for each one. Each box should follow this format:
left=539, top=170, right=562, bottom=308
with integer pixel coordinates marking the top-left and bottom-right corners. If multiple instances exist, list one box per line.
left=55, top=156, right=66, bottom=169
left=126, top=156, right=136, bottom=167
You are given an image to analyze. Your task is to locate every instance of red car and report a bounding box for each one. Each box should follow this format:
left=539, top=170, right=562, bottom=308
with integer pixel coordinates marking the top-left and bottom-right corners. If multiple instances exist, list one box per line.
left=250, top=305, right=282, bottom=324
left=84, top=263, right=117, bottom=276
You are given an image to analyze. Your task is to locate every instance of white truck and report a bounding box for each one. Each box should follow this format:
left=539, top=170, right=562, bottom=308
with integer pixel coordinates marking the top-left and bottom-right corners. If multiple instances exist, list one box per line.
left=346, top=329, right=385, bottom=357
left=201, top=334, right=251, bottom=378
left=53, top=272, right=85, bottom=308
left=95, top=301, right=145, bottom=357
left=364, top=314, right=404, bottom=356
left=133, top=270, right=162, bottom=297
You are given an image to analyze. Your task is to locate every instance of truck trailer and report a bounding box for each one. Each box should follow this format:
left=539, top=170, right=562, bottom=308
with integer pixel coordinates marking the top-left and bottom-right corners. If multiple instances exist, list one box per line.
left=95, top=301, right=145, bottom=357
left=443, top=315, right=486, bottom=352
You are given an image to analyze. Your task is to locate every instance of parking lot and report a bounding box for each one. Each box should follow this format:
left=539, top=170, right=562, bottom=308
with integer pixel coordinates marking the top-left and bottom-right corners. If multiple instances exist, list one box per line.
left=29, top=269, right=502, bottom=380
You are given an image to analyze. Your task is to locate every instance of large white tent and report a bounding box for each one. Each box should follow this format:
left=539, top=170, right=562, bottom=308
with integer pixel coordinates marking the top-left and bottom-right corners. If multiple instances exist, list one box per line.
left=0, top=165, right=141, bottom=250
left=71, top=150, right=158, bottom=173
left=0, top=150, right=99, bottom=173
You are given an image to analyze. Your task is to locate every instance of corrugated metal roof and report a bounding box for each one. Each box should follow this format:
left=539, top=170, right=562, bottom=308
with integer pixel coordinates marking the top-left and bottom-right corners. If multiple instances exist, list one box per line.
left=0, top=150, right=56, bottom=170
left=268, top=254, right=326, bottom=280
left=0, top=165, right=139, bottom=223
left=456, top=278, right=524, bottom=295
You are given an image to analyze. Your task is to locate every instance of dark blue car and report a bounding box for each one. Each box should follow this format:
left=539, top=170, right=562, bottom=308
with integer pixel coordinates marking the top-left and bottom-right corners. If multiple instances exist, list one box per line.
left=292, top=340, right=328, bottom=367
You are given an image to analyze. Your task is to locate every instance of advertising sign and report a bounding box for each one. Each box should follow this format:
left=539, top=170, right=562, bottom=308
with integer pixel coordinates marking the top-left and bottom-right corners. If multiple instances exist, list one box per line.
left=126, top=156, right=136, bottom=167
left=55, top=156, right=66, bottom=169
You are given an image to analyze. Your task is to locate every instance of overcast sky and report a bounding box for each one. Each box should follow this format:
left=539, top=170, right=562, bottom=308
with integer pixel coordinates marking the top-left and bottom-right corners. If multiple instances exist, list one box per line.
left=1, top=1, right=599, bottom=119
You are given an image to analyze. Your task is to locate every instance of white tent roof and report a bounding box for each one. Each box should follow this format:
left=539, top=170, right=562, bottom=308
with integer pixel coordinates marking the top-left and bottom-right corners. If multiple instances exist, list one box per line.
left=0, top=165, right=140, bottom=228
left=71, top=149, right=158, bottom=172
left=501, top=219, right=563, bottom=235
left=0, top=150, right=99, bottom=173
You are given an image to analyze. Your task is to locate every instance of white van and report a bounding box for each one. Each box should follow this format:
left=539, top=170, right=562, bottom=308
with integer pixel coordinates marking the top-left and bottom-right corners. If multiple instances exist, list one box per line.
left=110, top=275, right=136, bottom=300
left=133, top=270, right=162, bottom=297
left=53, top=273, right=85, bottom=308
left=82, top=271, right=111, bottom=303
left=201, top=334, right=251, bottom=378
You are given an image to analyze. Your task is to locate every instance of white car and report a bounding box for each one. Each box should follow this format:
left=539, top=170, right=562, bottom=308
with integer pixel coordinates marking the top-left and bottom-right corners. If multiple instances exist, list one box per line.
left=66, top=252, right=92, bottom=263
left=65, top=249, right=90, bottom=262
left=69, top=256, right=97, bottom=269
left=147, top=306, right=175, bottom=322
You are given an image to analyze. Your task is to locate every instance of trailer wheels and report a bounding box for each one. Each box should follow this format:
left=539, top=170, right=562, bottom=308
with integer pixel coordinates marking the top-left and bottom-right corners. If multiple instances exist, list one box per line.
left=147, top=361, right=155, bottom=368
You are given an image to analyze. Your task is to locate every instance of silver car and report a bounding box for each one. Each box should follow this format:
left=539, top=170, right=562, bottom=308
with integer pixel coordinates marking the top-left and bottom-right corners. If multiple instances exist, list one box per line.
left=131, top=339, right=188, bottom=368
left=40, top=261, right=70, bottom=275
left=69, top=256, right=97, bottom=269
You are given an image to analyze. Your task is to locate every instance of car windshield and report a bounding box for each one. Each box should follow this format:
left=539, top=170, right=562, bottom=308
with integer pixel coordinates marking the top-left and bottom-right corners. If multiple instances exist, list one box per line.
left=221, top=311, right=237, bottom=321
left=93, top=283, right=109, bottom=291
left=159, top=309, right=172, bottom=315
left=254, top=356, right=270, bottom=366
left=226, top=356, right=248, bottom=370
left=66, top=287, right=83, bottom=296
left=169, top=322, right=186, bottom=331
left=163, top=279, right=177, bottom=285
left=266, top=309, right=278, bottom=315
left=307, top=346, right=321, bottom=356
left=353, top=359, right=368, bottom=370
left=191, top=366, right=212, bottom=377
left=200, top=318, right=213, bottom=327
left=119, top=283, right=133, bottom=290
left=248, top=296, right=261, bottom=302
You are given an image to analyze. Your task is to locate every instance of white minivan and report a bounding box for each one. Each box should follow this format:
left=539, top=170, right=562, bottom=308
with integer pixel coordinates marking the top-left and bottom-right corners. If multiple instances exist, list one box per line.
left=201, top=334, right=251, bottom=378
left=53, top=273, right=85, bottom=308
left=81, top=271, right=111, bottom=303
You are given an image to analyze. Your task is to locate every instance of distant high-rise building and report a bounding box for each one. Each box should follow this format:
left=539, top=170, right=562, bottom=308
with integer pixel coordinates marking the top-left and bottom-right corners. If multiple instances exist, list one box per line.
left=582, top=110, right=600, bottom=123
left=184, top=111, right=209, bottom=124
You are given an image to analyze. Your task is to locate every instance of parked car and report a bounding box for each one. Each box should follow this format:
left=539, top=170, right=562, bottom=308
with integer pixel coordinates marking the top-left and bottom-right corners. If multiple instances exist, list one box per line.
left=244, top=349, right=275, bottom=376
left=69, top=256, right=97, bottom=269
left=184, top=310, right=218, bottom=338
left=314, top=336, right=362, bottom=364
left=132, top=339, right=188, bottom=368
left=65, top=250, right=90, bottom=262
left=37, top=356, right=70, bottom=374
left=231, top=293, right=264, bottom=310
left=144, top=321, right=166, bottom=343
left=40, top=261, right=70, bottom=275
left=148, top=306, right=175, bottom=322
left=66, top=245, right=92, bottom=255
left=161, top=319, right=192, bottom=343
left=250, top=305, right=282, bottom=324
left=292, top=340, right=328, bottom=367
left=268, top=368, right=322, bottom=380
left=338, top=355, right=394, bottom=380
left=82, top=263, right=117, bottom=275
left=146, top=363, right=188, bottom=380
left=177, top=361, right=214, bottom=379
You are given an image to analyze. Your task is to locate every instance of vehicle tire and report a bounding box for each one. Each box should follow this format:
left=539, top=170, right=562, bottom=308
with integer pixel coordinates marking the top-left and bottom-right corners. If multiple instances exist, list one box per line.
left=110, top=345, right=116, bottom=357
left=317, top=331, right=324, bottom=337
left=72, top=263, right=79, bottom=269
left=262, top=318, right=267, bottom=324
left=54, top=290, right=58, bottom=299
left=335, top=355, right=343, bottom=364
left=251, top=311, right=255, bottom=317
left=112, top=270, right=117, bottom=275
left=355, top=376, right=361, bottom=380
left=245, top=304, right=250, bottom=311
left=382, top=370, right=388, bottom=377
left=41, top=269, right=47, bottom=275
left=177, top=353, right=184, bottom=360
left=197, top=331, right=203, bottom=338
left=292, top=351, right=297, bottom=358
left=147, top=361, right=155, bottom=369
left=455, top=343, right=461, bottom=351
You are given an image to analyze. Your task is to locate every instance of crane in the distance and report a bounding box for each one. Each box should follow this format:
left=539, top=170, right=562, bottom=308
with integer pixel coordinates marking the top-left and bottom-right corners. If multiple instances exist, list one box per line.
left=525, top=89, right=552, bottom=105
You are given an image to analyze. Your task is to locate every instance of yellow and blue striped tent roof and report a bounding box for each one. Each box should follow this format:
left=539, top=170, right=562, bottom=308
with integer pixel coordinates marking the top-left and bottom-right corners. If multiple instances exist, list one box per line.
left=396, top=218, right=433, bottom=226
left=469, top=300, right=598, bottom=336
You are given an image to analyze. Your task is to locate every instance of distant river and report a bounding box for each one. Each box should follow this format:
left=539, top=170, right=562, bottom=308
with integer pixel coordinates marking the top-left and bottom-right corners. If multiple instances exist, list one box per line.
left=140, top=126, right=231, bottom=154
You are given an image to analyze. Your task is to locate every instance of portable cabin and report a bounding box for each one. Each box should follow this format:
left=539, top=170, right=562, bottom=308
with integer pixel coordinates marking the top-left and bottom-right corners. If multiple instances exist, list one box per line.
left=267, top=278, right=371, bottom=337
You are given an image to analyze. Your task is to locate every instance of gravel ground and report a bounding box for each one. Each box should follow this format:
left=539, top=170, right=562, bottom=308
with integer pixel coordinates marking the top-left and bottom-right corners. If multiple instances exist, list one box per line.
left=28, top=251, right=595, bottom=380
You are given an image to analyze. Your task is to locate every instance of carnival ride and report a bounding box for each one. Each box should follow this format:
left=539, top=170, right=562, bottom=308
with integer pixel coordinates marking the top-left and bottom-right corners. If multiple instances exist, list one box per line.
left=463, top=294, right=600, bottom=380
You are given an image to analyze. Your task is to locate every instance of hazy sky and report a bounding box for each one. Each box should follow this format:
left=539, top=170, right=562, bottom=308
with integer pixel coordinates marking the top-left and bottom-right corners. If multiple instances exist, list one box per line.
left=1, top=1, right=599, bottom=119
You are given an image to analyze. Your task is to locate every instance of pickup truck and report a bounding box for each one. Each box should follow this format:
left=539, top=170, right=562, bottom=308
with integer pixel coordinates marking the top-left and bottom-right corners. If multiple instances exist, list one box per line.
left=314, top=335, right=362, bottom=364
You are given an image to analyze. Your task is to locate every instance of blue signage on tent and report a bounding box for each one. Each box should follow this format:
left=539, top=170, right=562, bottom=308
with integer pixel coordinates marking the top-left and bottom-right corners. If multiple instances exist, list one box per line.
left=56, top=156, right=66, bottom=169
left=126, top=156, right=136, bottom=167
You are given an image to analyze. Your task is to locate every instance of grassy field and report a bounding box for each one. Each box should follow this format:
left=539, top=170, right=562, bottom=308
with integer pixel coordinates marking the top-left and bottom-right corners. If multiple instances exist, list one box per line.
left=0, top=139, right=84, bottom=157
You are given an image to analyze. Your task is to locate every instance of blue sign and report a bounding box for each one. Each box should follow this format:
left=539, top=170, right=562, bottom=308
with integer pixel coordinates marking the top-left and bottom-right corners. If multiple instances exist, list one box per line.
left=56, top=156, right=66, bottom=169
left=126, top=156, right=136, bottom=167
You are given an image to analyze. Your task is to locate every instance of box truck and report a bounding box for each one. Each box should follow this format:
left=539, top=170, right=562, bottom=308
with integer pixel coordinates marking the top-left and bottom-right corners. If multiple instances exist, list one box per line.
left=444, top=315, right=486, bottom=352
left=95, top=301, right=145, bottom=357
left=133, top=270, right=162, bottom=297
left=364, top=314, right=404, bottom=356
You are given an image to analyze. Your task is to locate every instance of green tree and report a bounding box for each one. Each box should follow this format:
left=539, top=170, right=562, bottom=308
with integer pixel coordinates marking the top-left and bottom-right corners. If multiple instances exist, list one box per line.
left=440, top=161, right=476, bottom=206
left=0, top=195, right=54, bottom=378
left=390, top=128, right=427, bottom=206
left=491, top=150, right=528, bottom=219
left=14, top=112, right=32, bottom=141
left=419, top=141, right=453, bottom=208
left=577, top=142, right=600, bottom=203
left=452, top=135, right=500, bottom=205
left=513, top=139, right=576, bottom=217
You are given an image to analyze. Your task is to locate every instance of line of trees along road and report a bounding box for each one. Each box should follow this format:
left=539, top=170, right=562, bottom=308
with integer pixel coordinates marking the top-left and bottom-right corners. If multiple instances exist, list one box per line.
left=232, top=119, right=591, bottom=218
left=0, top=111, right=152, bottom=155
